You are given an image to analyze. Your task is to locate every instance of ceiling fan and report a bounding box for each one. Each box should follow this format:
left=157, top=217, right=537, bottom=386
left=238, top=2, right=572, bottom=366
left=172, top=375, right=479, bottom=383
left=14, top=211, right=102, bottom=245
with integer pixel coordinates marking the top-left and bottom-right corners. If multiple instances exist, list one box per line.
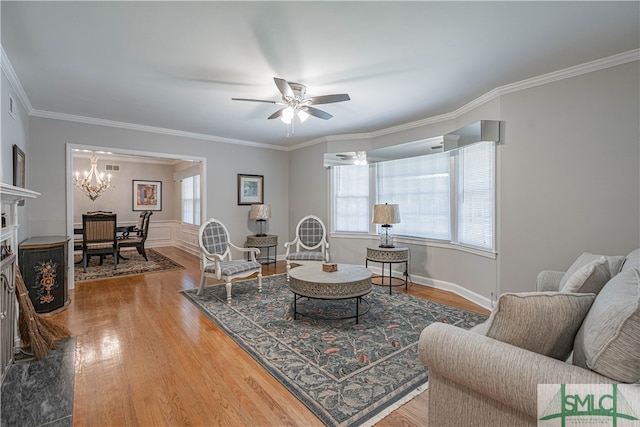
left=232, top=77, right=350, bottom=123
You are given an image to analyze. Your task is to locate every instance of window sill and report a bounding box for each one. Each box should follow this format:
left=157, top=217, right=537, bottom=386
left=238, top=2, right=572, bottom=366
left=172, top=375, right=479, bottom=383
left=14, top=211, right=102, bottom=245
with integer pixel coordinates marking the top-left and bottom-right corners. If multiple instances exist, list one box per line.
left=329, top=232, right=497, bottom=260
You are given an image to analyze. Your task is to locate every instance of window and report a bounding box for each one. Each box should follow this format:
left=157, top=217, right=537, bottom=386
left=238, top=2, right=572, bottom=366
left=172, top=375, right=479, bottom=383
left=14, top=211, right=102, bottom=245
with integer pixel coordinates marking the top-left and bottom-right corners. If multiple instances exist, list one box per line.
left=181, top=175, right=201, bottom=225
left=377, top=153, right=450, bottom=240
left=331, top=141, right=495, bottom=251
left=333, top=165, right=369, bottom=232
left=456, top=141, right=495, bottom=249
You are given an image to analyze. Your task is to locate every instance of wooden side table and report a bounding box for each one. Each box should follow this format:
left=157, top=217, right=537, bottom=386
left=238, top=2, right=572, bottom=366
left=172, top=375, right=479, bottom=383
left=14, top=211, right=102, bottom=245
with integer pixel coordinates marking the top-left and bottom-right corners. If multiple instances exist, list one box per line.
left=246, top=235, right=278, bottom=265
left=365, top=246, right=409, bottom=294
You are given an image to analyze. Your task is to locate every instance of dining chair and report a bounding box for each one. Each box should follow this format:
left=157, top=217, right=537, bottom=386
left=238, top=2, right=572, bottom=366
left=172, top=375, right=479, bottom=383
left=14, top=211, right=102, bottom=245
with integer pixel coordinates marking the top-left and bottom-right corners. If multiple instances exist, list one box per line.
left=283, top=215, right=330, bottom=278
left=82, top=213, right=118, bottom=272
left=118, top=211, right=153, bottom=261
left=197, top=218, right=262, bottom=303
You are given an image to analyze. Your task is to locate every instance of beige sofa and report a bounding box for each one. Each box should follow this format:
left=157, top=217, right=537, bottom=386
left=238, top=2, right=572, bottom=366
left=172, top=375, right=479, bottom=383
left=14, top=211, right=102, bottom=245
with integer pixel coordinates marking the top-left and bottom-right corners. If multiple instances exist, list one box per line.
left=418, top=248, right=640, bottom=426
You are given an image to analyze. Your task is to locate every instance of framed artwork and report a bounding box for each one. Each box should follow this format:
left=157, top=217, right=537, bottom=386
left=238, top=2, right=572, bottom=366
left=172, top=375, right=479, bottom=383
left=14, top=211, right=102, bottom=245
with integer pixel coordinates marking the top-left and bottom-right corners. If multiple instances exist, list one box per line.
left=133, top=180, right=162, bottom=211
left=13, top=145, right=26, bottom=206
left=13, top=145, right=25, bottom=188
left=237, top=174, right=264, bottom=205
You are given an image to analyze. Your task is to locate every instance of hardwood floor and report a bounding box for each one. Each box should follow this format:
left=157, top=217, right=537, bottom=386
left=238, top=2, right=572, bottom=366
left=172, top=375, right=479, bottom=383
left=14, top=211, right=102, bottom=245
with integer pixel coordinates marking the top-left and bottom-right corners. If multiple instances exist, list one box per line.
left=51, top=246, right=489, bottom=426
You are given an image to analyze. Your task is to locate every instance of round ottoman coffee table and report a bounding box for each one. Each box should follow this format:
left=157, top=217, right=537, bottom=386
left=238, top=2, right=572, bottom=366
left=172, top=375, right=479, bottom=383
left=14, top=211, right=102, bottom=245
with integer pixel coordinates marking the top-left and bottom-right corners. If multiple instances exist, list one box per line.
left=288, top=263, right=372, bottom=324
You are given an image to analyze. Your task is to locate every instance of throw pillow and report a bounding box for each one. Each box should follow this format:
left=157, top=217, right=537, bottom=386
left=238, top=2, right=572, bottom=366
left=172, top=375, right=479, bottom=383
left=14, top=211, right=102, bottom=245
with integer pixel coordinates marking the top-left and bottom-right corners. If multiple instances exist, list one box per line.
left=484, top=292, right=596, bottom=361
left=560, top=254, right=611, bottom=294
left=572, top=268, right=640, bottom=383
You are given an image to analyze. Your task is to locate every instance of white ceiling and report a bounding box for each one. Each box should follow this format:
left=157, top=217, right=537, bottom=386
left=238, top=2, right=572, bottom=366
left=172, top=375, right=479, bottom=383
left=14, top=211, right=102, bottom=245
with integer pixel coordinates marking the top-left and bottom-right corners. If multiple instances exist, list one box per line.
left=2, top=1, right=639, bottom=148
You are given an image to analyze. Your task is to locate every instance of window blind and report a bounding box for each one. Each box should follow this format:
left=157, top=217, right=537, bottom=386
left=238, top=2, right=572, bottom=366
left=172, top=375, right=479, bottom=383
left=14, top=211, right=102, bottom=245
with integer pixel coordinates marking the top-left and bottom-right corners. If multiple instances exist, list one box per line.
left=377, top=153, right=451, bottom=240
left=456, top=141, right=495, bottom=249
left=333, top=165, right=369, bottom=232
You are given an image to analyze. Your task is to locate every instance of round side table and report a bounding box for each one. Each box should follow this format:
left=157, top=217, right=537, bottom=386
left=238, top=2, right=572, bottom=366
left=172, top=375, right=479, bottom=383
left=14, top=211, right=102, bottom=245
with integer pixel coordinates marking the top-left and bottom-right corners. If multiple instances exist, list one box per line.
left=365, top=246, right=409, bottom=294
left=246, top=235, right=278, bottom=265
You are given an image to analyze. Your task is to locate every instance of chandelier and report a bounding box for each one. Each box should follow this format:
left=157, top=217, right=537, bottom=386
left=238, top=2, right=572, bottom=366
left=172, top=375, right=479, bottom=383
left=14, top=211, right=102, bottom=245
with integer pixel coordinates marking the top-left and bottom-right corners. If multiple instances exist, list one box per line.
left=73, top=153, right=114, bottom=201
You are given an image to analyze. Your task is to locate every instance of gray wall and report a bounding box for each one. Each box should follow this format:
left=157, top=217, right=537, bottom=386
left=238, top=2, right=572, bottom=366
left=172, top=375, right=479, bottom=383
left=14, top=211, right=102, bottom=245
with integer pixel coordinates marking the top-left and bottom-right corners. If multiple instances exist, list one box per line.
left=498, top=61, right=639, bottom=294
left=3, top=55, right=638, bottom=308
left=289, top=60, right=640, bottom=305
left=72, top=156, right=177, bottom=225
left=1, top=71, right=31, bottom=241
left=287, top=142, right=328, bottom=240
left=27, top=118, right=290, bottom=244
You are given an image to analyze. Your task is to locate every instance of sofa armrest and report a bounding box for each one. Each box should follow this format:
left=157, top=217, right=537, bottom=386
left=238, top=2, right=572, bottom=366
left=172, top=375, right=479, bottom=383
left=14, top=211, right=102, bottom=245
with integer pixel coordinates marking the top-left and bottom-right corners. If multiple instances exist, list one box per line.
left=536, top=270, right=565, bottom=291
left=418, top=323, right=613, bottom=419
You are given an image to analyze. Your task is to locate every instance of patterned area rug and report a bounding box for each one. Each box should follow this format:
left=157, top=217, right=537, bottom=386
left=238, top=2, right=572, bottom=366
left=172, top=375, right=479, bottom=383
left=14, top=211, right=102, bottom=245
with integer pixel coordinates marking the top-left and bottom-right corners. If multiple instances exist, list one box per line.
left=74, top=248, right=184, bottom=282
left=181, top=273, right=487, bottom=426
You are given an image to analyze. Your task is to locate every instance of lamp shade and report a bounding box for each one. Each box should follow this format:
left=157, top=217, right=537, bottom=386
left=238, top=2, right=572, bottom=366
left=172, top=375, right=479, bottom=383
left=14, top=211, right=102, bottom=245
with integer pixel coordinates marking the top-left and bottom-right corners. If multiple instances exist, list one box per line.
left=250, top=204, right=271, bottom=220
left=373, top=203, right=400, bottom=225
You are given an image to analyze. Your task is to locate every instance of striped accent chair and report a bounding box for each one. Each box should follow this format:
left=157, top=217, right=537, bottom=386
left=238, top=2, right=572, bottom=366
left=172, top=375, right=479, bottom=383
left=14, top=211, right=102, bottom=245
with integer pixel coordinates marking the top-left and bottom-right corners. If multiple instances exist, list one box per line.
left=82, top=213, right=118, bottom=273
left=118, top=210, right=153, bottom=261
left=284, top=215, right=330, bottom=278
left=197, top=218, right=262, bottom=303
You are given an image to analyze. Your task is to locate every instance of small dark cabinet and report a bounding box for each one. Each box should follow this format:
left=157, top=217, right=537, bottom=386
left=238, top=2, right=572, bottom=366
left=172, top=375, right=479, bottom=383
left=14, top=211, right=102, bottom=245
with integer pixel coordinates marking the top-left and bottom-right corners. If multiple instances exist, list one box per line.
left=18, top=236, right=69, bottom=313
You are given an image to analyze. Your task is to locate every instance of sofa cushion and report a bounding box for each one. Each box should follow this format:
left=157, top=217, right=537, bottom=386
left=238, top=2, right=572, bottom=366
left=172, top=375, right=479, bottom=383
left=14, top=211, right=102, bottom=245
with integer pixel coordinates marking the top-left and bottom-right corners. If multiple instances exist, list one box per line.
left=483, top=292, right=596, bottom=361
left=572, top=268, right=640, bottom=383
left=620, top=248, right=640, bottom=272
left=560, top=253, right=612, bottom=294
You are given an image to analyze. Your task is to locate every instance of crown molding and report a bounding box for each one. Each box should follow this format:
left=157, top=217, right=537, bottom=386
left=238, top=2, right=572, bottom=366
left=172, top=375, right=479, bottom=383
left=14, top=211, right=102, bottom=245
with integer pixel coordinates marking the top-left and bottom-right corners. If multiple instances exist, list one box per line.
left=456, top=48, right=640, bottom=117
left=1, top=45, right=33, bottom=114
left=294, top=48, right=640, bottom=150
left=4, top=43, right=638, bottom=153
left=30, top=109, right=288, bottom=152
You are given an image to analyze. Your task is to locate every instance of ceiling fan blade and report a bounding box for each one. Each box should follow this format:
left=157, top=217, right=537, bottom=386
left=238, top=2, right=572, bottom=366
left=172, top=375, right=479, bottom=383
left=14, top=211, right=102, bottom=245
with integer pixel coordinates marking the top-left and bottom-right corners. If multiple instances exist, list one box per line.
left=274, top=77, right=294, bottom=99
left=303, top=106, right=333, bottom=120
left=231, top=98, right=278, bottom=104
left=267, top=107, right=287, bottom=120
left=305, top=94, right=351, bottom=105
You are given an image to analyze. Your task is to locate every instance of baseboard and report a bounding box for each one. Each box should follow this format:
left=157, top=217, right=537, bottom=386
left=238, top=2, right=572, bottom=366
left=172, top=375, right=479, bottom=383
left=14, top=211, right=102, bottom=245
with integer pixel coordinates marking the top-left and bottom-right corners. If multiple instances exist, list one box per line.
left=366, top=265, right=492, bottom=311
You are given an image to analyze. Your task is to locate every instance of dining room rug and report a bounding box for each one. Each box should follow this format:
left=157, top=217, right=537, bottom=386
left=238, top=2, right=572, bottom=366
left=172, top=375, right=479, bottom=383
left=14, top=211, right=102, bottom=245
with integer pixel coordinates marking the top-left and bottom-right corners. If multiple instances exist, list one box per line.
left=74, top=248, right=184, bottom=282
left=180, top=273, right=487, bottom=427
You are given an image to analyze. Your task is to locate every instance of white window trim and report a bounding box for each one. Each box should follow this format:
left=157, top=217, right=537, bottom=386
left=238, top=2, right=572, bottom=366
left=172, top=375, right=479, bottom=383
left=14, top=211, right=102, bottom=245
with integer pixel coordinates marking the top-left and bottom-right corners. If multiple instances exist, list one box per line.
left=329, top=141, right=497, bottom=258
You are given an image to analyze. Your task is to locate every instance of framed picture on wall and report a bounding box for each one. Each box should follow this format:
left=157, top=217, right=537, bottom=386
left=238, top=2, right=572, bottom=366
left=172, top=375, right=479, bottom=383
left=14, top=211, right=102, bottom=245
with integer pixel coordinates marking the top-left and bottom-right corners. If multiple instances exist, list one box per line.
left=13, top=145, right=26, bottom=206
left=13, top=145, right=25, bottom=188
left=133, top=180, right=162, bottom=211
left=237, top=174, right=264, bottom=205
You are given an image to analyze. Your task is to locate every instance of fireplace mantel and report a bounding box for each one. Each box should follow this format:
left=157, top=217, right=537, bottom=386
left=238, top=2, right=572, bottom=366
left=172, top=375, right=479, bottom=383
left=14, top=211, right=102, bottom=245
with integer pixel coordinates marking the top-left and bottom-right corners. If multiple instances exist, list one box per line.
left=1, top=182, right=39, bottom=384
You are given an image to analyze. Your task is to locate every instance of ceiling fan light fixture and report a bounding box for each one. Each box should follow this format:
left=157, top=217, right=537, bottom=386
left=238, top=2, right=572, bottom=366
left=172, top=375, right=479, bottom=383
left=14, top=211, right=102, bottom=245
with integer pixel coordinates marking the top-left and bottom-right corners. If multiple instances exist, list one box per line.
left=354, top=151, right=368, bottom=165
left=233, top=77, right=350, bottom=137
left=297, top=109, right=310, bottom=122
left=281, top=106, right=294, bottom=124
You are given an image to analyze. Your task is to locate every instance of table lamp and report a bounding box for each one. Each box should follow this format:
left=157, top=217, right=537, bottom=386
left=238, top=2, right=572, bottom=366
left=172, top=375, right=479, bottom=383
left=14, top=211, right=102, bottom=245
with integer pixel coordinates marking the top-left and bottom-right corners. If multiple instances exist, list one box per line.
left=250, top=204, right=271, bottom=237
left=373, top=203, right=400, bottom=248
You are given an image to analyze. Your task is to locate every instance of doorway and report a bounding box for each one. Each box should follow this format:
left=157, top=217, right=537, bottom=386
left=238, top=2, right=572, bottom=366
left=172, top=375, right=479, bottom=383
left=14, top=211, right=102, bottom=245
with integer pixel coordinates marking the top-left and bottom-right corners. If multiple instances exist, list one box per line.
left=66, top=144, right=206, bottom=288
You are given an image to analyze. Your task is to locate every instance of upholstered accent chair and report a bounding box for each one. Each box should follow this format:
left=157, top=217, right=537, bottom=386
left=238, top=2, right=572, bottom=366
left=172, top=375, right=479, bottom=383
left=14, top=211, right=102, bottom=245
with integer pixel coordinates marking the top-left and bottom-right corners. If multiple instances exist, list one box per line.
left=197, top=218, right=262, bottom=303
left=75, top=212, right=113, bottom=253
left=284, top=215, right=330, bottom=278
left=82, top=213, right=118, bottom=272
left=118, top=210, right=153, bottom=261
left=418, top=248, right=640, bottom=426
